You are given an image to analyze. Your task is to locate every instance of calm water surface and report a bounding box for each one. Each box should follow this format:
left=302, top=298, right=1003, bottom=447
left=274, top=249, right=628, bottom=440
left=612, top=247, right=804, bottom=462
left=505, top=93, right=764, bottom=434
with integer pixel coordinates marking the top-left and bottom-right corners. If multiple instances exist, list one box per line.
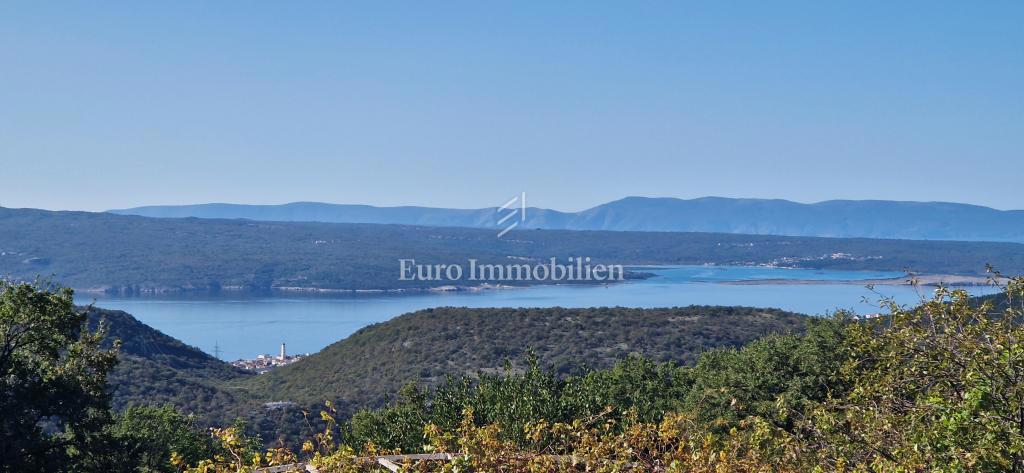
left=77, top=266, right=992, bottom=359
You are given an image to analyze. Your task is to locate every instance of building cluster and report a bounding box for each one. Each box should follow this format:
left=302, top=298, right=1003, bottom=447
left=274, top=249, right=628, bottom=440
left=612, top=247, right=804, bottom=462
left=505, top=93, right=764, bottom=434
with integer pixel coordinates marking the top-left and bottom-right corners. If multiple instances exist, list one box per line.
left=770, top=253, right=884, bottom=266
left=230, top=343, right=306, bottom=374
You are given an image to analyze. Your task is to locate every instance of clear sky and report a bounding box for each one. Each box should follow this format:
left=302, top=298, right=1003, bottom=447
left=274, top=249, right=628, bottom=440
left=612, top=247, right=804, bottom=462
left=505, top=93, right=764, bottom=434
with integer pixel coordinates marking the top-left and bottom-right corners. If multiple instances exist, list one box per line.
left=1, top=1, right=1021, bottom=212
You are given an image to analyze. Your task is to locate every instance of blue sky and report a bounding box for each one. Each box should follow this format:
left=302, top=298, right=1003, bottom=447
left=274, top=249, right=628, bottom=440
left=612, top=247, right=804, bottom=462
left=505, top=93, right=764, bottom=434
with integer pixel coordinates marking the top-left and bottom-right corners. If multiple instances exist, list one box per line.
left=1, top=1, right=1021, bottom=211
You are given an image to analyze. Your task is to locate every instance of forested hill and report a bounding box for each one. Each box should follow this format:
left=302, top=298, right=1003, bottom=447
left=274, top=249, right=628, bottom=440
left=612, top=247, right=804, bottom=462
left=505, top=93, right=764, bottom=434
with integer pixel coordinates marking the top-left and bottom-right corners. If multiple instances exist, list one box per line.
left=3, top=207, right=1024, bottom=293
left=112, top=196, right=1024, bottom=242
left=85, top=307, right=239, bottom=376
left=86, top=303, right=811, bottom=443
left=241, top=306, right=809, bottom=414
left=83, top=307, right=253, bottom=425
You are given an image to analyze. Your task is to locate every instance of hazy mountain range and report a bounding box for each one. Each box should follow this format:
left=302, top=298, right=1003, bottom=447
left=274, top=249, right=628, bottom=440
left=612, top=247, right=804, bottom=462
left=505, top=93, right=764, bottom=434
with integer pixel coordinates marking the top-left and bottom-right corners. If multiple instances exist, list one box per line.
left=111, top=197, right=1024, bottom=243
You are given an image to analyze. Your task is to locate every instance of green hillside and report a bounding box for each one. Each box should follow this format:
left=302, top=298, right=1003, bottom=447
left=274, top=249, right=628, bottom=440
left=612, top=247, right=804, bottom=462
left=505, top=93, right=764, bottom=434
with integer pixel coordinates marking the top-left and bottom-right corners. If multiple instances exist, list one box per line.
left=241, top=306, right=808, bottom=414
left=84, top=307, right=256, bottom=425
left=88, top=302, right=809, bottom=443
left=85, top=293, right=1014, bottom=447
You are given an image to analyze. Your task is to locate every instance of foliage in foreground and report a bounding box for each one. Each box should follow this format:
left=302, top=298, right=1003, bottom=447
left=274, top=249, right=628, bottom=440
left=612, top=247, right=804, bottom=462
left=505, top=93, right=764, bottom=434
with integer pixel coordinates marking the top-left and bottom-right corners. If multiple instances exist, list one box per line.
left=0, top=281, right=254, bottom=473
left=0, top=280, right=118, bottom=471
left=809, top=279, right=1024, bottom=470
left=187, top=277, right=1024, bottom=472
left=5, top=276, right=1024, bottom=472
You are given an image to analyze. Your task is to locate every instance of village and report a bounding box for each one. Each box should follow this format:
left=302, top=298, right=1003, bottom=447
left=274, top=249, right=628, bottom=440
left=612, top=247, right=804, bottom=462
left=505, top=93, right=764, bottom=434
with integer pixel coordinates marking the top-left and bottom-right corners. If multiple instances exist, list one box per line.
left=230, top=343, right=306, bottom=374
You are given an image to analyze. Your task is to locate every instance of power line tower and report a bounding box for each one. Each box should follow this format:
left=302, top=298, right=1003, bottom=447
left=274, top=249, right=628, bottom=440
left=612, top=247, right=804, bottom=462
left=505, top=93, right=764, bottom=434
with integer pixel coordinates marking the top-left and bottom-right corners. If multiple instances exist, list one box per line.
left=213, top=341, right=222, bottom=360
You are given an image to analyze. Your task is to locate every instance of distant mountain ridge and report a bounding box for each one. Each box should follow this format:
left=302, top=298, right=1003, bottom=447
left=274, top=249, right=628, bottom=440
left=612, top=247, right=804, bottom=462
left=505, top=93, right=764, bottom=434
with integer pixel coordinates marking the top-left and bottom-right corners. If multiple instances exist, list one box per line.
left=110, top=197, right=1024, bottom=243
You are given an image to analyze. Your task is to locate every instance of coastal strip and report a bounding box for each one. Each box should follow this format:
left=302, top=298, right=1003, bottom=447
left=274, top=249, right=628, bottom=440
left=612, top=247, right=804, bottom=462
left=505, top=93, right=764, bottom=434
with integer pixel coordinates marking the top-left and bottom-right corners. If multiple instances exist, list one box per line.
left=720, top=274, right=1006, bottom=287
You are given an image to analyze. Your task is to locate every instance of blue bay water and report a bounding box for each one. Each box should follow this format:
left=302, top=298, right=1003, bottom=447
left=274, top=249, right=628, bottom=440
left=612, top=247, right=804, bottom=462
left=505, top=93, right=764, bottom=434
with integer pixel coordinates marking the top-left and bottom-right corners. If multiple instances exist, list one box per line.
left=76, top=266, right=993, bottom=360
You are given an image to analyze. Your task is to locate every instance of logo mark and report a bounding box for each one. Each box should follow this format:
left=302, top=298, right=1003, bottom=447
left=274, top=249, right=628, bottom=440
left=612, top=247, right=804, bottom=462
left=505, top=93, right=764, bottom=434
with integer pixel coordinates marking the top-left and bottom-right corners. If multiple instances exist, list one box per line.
left=497, top=192, right=526, bottom=238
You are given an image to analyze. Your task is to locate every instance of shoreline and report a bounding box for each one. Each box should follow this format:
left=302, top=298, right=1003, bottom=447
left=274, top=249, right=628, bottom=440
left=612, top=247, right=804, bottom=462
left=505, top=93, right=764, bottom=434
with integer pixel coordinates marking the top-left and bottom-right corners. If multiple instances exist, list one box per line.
left=72, top=282, right=544, bottom=296
left=70, top=270, right=1007, bottom=296
left=720, top=274, right=1005, bottom=287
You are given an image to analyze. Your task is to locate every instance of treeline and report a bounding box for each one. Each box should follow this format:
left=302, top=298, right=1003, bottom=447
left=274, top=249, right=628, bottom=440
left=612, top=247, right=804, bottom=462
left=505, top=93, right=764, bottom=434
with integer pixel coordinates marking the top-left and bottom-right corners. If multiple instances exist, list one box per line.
left=3, top=207, right=1024, bottom=292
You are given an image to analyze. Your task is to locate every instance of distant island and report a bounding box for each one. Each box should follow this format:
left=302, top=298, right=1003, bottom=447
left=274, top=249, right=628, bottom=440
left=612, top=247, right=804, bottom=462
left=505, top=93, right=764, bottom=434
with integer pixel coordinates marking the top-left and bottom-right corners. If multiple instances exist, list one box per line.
left=4, top=206, right=1024, bottom=294
left=111, top=196, right=1024, bottom=243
